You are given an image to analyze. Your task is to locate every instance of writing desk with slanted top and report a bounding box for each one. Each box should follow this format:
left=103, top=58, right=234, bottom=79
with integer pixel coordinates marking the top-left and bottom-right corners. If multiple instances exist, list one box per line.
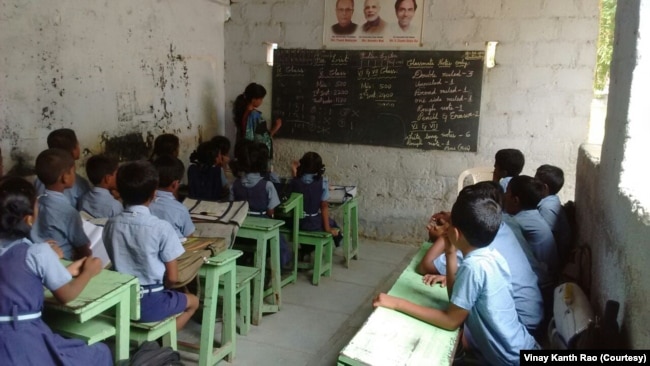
left=43, top=265, right=139, bottom=362
left=328, top=185, right=360, bottom=268
left=338, top=241, right=459, bottom=366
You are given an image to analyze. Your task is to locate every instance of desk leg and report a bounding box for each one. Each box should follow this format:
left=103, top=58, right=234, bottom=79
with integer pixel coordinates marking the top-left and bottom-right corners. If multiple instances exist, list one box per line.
left=199, top=266, right=219, bottom=366
left=115, top=291, right=131, bottom=362
left=342, top=199, right=360, bottom=268
left=221, top=264, right=236, bottom=362
left=251, top=236, right=266, bottom=326
left=266, top=233, right=282, bottom=308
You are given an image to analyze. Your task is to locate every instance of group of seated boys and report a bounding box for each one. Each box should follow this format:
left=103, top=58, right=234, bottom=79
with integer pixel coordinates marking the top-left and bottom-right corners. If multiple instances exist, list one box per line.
left=373, top=148, right=572, bottom=365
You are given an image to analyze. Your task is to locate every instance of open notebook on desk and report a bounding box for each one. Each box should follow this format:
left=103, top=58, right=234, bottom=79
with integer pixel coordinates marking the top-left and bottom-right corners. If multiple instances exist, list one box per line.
left=328, top=185, right=357, bottom=203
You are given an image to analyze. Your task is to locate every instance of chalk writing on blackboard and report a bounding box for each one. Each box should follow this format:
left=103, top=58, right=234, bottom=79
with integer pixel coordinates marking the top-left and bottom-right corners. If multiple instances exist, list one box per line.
left=272, top=49, right=484, bottom=151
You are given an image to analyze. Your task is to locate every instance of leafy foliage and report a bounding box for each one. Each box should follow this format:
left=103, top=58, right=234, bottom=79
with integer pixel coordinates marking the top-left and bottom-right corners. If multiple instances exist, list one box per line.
left=595, top=0, right=616, bottom=92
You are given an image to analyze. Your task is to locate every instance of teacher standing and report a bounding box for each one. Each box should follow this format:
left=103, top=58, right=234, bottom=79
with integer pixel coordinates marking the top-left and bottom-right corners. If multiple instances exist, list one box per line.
left=233, top=82, right=282, bottom=176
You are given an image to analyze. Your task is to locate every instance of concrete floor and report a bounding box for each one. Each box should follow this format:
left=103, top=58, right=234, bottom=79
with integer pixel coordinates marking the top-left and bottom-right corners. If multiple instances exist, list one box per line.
left=177, top=239, right=417, bottom=366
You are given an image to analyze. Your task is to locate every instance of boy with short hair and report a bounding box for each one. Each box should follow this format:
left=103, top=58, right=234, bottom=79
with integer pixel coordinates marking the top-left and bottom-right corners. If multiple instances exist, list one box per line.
left=504, top=175, right=558, bottom=278
left=492, top=148, right=525, bottom=192
left=34, top=128, right=91, bottom=208
left=31, top=148, right=92, bottom=260
left=150, top=155, right=195, bottom=238
left=103, top=161, right=198, bottom=329
left=374, top=192, right=537, bottom=365
left=78, top=154, right=122, bottom=218
left=534, top=164, right=571, bottom=264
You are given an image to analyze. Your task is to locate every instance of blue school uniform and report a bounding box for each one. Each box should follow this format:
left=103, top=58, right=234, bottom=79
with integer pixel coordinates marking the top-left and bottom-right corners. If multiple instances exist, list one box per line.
left=149, top=190, right=195, bottom=238
left=290, top=174, right=342, bottom=246
left=502, top=214, right=553, bottom=288
left=433, top=223, right=543, bottom=332
left=103, top=205, right=187, bottom=322
left=537, top=195, right=571, bottom=261
left=499, top=176, right=513, bottom=192
left=31, top=190, right=89, bottom=260
left=78, top=186, right=123, bottom=218
left=187, top=164, right=228, bottom=201
left=451, top=247, right=538, bottom=365
left=231, top=173, right=292, bottom=266
left=511, top=209, right=559, bottom=279
left=35, top=174, right=91, bottom=210
left=0, top=238, right=112, bottom=365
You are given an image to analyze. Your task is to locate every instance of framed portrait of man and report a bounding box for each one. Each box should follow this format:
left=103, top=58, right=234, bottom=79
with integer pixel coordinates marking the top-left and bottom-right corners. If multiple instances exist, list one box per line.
left=323, top=0, right=425, bottom=48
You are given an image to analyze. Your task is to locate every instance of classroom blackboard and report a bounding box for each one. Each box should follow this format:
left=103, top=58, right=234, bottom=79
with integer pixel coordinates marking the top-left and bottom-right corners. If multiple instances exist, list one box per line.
left=272, top=49, right=484, bottom=152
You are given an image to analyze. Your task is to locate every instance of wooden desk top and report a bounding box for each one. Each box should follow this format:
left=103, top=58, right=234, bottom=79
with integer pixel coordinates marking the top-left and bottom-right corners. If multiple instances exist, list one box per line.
left=339, top=242, right=459, bottom=366
left=44, top=267, right=137, bottom=314
left=241, top=216, right=285, bottom=230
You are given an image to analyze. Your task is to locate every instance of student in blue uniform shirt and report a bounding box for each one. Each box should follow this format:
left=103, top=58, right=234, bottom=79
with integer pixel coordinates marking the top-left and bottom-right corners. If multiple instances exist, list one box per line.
left=374, top=190, right=538, bottom=365
left=230, top=141, right=292, bottom=268
left=150, top=155, right=195, bottom=238
left=0, top=176, right=111, bottom=366
left=534, top=164, right=572, bottom=265
left=103, top=161, right=199, bottom=329
left=290, top=151, right=343, bottom=251
left=187, top=136, right=230, bottom=201
left=34, top=128, right=91, bottom=209
left=78, top=154, right=122, bottom=218
left=418, top=182, right=543, bottom=333
left=31, top=148, right=92, bottom=260
left=492, top=148, right=525, bottom=192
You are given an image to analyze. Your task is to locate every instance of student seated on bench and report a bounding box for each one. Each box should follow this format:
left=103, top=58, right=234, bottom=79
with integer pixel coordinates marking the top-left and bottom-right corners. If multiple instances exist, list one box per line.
left=103, top=161, right=199, bottom=330
left=417, top=182, right=543, bottom=333
left=373, top=190, right=538, bottom=365
left=0, top=176, right=111, bottom=365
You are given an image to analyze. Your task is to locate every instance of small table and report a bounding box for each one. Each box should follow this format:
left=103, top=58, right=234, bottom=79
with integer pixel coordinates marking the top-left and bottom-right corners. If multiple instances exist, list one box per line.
left=277, top=192, right=304, bottom=286
left=179, top=249, right=242, bottom=365
left=235, top=216, right=284, bottom=325
left=43, top=266, right=139, bottom=362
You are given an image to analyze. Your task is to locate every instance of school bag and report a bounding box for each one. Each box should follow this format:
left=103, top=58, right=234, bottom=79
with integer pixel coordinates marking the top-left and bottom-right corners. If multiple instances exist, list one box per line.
left=172, top=237, right=227, bottom=289
left=547, top=282, right=596, bottom=349
left=183, top=199, right=249, bottom=248
left=118, top=340, right=183, bottom=366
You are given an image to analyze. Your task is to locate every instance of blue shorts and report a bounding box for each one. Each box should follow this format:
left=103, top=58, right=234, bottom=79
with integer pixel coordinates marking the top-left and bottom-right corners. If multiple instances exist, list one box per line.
left=139, top=289, right=187, bottom=323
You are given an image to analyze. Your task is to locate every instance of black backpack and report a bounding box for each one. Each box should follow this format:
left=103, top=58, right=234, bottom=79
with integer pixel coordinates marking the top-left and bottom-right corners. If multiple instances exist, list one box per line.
left=118, top=341, right=184, bottom=366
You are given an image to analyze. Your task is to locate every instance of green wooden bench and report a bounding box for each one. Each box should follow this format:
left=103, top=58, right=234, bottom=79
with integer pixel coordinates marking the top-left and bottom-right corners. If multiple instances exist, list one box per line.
left=338, top=242, right=459, bottom=365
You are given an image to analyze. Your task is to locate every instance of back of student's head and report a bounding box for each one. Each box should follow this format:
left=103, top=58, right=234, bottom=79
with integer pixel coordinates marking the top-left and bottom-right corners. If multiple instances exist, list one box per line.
left=35, top=148, right=74, bottom=186
left=211, top=135, right=231, bottom=156
left=297, top=151, right=325, bottom=178
left=150, top=133, right=180, bottom=160
left=494, top=149, right=525, bottom=177
left=117, top=160, right=158, bottom=206
left=47, top=128, right=78, bottom=153
left=451, top=193, right=501, bottom=248
left=245, top=143, right=269, bottom=174
left=535, top=164, right=564, bottom=195
left=153, top=155, right=185, bottom=188
left=190, top=140, right=219, bottom=166
left=0, top=176, right=36, bottom=239
left=461, top=180, right=504, bottom=207
left=507, top=175, right=545, bottom=210
left=86, top=154, right=118, bottom=186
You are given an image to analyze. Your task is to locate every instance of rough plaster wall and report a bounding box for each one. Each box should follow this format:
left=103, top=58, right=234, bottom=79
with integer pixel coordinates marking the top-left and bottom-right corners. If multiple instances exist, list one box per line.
left=0, top=0, right=228, bottom=173
left=575, top=1, right=650, bottom=348
left=224, top=0, right=598, bottom=243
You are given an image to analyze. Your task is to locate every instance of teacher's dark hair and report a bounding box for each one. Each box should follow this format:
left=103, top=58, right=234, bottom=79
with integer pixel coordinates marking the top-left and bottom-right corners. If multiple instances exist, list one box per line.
left=233, top=83, right=267, bottom=138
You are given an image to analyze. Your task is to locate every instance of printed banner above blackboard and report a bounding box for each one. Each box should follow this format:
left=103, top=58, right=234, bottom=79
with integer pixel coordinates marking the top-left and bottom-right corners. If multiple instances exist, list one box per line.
left=323, top=0, right=425, bottom=48
left=272, top=49, right=484, bottom=152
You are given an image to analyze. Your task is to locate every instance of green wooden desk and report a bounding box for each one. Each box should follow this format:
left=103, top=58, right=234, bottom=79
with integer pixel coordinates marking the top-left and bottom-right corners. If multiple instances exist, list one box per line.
left=338, top=242, right=459, bottom=366
left=179, top=249, right=241, bottom=365
left=277, top=192, right=303, bottom=286
left=235, top=216, right=284, bottom=325
left=43, top=266, right=139, bottom=362
left=328, top=194, right=360, bottom=268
